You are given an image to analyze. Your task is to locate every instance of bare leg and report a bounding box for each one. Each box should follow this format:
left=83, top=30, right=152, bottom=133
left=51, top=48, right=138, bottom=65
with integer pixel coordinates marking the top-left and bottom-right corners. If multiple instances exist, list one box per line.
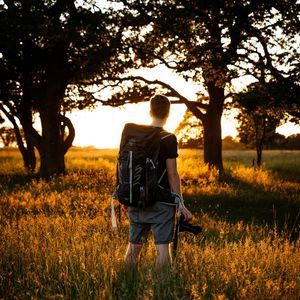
left=124, top=243, right=143, bottom=269
left=155, top=244, right=171, bottom=273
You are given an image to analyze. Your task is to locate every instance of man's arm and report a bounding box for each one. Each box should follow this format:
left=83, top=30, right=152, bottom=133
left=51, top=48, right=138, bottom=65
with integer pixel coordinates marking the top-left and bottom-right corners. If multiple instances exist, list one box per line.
left=166, top=158, right=193, bottom=221
left=166, top=158, right=182, bottom=197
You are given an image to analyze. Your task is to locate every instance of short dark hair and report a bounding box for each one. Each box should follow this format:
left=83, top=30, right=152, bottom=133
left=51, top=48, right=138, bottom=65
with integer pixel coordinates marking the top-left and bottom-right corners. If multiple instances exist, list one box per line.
left=150, top=95, right=170, bottom=119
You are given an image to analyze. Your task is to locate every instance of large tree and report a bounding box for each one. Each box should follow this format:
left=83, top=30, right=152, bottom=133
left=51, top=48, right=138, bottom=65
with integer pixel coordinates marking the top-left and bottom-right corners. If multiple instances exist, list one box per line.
left=106, top=0, right=299, bottom=172
left=0, top=0, right=132, bottom=176
left=0, top=59, right=38, bottom=170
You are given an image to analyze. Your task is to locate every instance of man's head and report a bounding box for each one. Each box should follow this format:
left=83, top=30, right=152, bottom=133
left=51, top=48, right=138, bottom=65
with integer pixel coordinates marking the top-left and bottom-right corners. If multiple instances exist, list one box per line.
left=150, top=95, right=170, bottom=121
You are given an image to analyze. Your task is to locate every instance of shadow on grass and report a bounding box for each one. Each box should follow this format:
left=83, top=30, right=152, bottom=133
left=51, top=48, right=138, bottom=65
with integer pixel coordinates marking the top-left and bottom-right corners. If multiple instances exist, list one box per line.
left=0, top=173, right=38, bottom=194
left=185, top=173, right=300, bottom=242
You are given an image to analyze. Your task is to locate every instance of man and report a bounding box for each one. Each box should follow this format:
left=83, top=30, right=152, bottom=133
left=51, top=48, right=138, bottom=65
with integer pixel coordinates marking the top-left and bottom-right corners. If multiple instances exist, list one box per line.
left=123, top=94, right=193, bottom=272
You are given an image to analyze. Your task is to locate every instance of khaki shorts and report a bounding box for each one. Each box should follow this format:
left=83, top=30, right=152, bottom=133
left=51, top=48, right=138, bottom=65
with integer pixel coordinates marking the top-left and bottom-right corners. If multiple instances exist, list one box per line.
left=128, top=201, right=176, bottom=245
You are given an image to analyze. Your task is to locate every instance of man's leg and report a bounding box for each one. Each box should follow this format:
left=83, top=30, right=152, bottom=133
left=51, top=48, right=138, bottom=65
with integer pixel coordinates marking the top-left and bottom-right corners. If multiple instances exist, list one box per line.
left=155, top=243, right=171, bottom=272
left=124, top=243, right=143, bottom=269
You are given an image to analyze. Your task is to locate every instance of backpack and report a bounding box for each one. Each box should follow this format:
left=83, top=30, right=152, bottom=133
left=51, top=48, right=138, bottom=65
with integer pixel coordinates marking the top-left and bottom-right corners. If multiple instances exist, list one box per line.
left=115, top=123, right=170, bottom=208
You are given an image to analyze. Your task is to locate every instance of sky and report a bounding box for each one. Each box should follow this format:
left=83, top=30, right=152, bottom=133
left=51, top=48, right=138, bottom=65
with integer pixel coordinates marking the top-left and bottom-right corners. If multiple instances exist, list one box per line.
left=1, top=1, right=299, bottom=149
left=67, top=66, right=300, bottom=149
left=68, top=103, right=300, bottom=149
left=68, top=65, right=237, bottom=149
left=1, top=65, right=299, bottom=149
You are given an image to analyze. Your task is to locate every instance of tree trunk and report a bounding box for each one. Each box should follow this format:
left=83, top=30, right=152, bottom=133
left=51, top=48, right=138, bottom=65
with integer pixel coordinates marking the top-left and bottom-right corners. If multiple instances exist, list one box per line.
left=203, top=83, right=224, bottom=172
left=0, top=103, right=36, bottom=171
left=18, top=96, right=37, bottom=172
left=37, top=95, right=75, bottom=177
left=39, top=103, right=65, bottom=177
left=36, top=67, right=68, bottom=176
left=254, top=116, right=266, bottom=168
left=203, top=114, right=223, bottom=172
left=256, top=145, right=262, bottom=167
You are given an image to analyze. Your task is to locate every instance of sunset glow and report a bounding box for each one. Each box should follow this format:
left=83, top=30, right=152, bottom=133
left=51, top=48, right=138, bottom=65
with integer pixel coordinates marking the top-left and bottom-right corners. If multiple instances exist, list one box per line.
left=70, top=102, right=242, bottom=149
left=70, top=102, right=300, bottom=149
left=69, top=102, right=187, bottom=149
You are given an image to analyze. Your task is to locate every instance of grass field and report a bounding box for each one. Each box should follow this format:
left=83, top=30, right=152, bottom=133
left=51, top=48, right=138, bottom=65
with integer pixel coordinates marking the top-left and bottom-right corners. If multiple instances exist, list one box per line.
left=0, top=148, right=299, bottom=299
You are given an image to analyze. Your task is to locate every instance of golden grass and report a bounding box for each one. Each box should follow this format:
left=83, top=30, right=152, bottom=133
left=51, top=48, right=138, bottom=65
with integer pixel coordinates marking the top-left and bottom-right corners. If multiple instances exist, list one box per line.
left=0, top=148, right=299, bottom=299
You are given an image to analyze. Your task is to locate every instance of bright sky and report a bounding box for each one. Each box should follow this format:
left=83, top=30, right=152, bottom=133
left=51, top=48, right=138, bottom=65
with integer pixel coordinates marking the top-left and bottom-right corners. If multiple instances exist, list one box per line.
left=69, top=103, right=300, bottom=149
left=1, top=65, right=299, bottom=149
left=69, top=65, right=238, bottom=149
left=68, top=66, right=300, bottom=149
left=69, top=102, right=185, bottom=149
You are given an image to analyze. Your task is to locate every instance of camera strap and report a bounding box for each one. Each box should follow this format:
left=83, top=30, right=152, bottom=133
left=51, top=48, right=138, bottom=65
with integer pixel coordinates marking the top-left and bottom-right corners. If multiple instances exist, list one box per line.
left=172, top=193, right=183, bottom=259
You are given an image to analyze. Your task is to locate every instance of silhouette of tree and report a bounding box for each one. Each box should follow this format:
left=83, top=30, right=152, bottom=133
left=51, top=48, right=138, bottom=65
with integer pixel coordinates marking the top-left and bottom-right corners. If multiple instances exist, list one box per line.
left=0, top=127, right=18, bottom=147
left=283, top=134, right=300, bottom=150
left=222, top=136, right=241, bottom=150
left=0, top=1, right=133, bottom=176
left=107, top=0, right=299, bottom=172
left=235, top=82, right=287, bottom=166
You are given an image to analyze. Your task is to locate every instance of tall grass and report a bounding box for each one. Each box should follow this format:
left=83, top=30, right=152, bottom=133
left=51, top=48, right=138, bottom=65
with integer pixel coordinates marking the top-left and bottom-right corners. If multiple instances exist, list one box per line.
left=0, top=148, right=299, bottom=299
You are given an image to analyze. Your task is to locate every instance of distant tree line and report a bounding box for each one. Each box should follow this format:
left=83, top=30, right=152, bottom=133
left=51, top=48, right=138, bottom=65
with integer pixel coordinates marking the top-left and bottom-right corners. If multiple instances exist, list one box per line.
left=177, top=134, right=300, bottom=151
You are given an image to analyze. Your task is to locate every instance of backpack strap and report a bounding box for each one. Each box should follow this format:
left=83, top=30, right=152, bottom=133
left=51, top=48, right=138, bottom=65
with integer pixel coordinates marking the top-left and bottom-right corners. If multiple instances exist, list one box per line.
left=158, top=169, right=167, bottom=184
left=161, top=132, right=173, bottom=140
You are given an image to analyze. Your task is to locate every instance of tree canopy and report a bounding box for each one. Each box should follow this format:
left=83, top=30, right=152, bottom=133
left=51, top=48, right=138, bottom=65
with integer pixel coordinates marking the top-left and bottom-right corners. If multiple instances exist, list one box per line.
left=0, top=0, right=299, bottom=175
left=0, top=0, right=135, bottom=176
left=106, top=0, right=299, bottom=171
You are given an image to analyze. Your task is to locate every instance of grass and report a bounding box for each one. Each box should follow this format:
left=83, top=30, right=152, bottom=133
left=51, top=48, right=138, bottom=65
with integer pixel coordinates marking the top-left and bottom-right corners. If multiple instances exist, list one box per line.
left=0, top=148, right=299, bottom=299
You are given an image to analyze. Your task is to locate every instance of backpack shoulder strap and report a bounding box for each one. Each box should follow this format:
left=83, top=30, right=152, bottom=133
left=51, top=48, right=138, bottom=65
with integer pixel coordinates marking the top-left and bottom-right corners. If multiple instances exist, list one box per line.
left=160, top=130, right=174, bottom=140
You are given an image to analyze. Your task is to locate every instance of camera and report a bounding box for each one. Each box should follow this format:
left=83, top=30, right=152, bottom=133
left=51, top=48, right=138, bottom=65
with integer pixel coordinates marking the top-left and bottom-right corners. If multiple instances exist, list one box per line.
left=178, top=215, right=202, bottom=235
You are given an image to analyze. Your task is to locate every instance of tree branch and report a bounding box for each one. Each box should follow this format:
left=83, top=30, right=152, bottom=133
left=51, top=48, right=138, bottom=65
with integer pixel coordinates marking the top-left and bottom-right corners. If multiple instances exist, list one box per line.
left=61, top=115, right=75, bottom=154
left=114, top=75, right=207, bottom=120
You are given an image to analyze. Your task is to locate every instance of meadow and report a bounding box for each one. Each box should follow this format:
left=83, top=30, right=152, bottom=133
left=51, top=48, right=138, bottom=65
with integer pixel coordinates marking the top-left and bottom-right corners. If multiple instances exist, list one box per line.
left=0, top=148, right=299, bottom=299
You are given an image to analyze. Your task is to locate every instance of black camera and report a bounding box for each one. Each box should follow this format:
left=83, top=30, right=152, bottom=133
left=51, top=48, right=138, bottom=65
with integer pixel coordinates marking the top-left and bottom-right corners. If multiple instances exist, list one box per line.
left=178, top=215, right=202, bottom=235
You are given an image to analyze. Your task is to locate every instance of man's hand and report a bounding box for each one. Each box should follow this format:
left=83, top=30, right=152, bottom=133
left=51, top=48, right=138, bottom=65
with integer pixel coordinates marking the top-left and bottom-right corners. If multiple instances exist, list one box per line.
left=181, top=205, right=193, bottom=222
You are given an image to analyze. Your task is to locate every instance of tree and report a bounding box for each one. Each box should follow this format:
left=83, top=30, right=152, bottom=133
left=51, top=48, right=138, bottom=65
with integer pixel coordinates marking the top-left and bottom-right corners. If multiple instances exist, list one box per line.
left=0, top=0, right=132, bottom=176
left=0, top=63, right=37, bottom=170
left=107, top=0, right=299, bottom=172
left=0, top=126, right=17, bottom=147
left=235, top=82, right=286, bottom=166
left=222, top=136, right=241, bottom=150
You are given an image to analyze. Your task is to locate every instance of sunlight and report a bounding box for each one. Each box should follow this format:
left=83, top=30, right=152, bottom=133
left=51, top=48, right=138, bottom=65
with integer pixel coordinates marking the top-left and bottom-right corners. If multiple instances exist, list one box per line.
left=70, top=101, right=186, bottom=149
left=276, top=122, right=300, bottom=137
left=70, top=65, right=242, bottom=149
left=70, top=104, right=240, bottom=149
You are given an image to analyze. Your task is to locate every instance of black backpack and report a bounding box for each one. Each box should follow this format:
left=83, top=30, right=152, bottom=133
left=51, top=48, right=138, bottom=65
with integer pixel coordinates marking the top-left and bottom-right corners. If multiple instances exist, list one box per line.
left=115, top=123, right=170, bottom=208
